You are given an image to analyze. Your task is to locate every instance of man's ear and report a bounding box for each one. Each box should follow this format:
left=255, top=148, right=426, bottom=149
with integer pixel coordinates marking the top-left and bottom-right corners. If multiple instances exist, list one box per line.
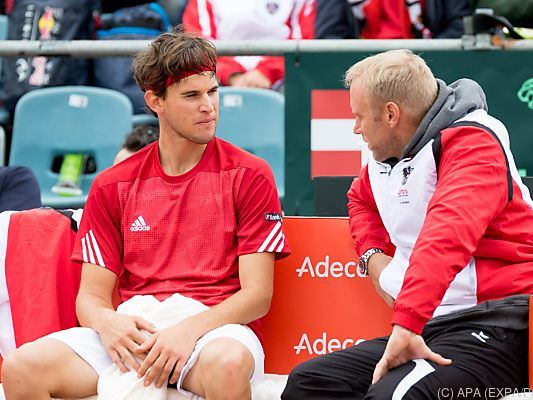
left=144, top=90, right=163, bottom=115
left=386, top=102, right=401, bottom=128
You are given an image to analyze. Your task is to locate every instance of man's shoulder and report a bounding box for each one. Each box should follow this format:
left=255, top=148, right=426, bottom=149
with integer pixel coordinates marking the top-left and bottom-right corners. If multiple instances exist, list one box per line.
left=95, top=142, right=156, bottom=189
left=214, top=137, right=273, bottom=178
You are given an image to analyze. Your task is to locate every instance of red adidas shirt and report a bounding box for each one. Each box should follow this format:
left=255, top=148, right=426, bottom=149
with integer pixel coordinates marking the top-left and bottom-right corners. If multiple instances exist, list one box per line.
left=72, top=138, right=290, bottom=313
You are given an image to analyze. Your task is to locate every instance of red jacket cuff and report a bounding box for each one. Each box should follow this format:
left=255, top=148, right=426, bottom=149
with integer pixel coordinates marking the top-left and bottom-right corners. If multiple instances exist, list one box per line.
left=391, top=307, right=427, bottom=335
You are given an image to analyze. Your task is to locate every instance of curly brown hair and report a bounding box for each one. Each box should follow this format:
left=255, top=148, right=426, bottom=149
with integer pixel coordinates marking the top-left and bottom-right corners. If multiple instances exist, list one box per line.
left=132, top=26, right=217, bottom=98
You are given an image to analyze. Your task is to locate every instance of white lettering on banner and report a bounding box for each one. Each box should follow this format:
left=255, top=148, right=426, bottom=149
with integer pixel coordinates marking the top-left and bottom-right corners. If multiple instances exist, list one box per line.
left=293, top=332, right=365, bottom=355
left=296, top=256, right=365, bottom=278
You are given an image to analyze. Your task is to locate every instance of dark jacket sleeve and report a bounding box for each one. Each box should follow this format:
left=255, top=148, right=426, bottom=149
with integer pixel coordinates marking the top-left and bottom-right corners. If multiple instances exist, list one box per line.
left=315, top=0, right=359, bottom=39
left=425, top=0, right=471, bottom=38
left=0, top=166, right=41, bottom=212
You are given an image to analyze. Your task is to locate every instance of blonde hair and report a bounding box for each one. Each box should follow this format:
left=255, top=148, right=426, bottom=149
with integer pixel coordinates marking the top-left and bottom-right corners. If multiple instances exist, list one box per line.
left=344, top=49, right=437, bottom=120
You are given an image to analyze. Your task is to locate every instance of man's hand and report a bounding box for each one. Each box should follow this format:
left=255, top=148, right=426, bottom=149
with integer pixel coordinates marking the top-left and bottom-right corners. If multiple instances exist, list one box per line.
left=372, top=325, right=451, bottom=384
left=135, top=320, right=199, bottom=388
left=229, top=70, right=272, bottom=89
left=367, top=253, right=395, bottom=307
left=97, top=309, right=156, bottom=373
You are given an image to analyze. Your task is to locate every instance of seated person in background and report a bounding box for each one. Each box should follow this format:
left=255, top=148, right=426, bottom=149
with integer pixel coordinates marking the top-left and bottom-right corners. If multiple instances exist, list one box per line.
left=283, top=49, right=533, bottom=399
left=349, top=0, right=470, bottom=38
left=2, top=28, right=289, bottom=400
left=114, top=124, right=159, bottom=165
left=316, top=0, right=359, bottom=39
left=0, top=166, right=41, bottom=212
left=183, top=0, right=317, bottom=89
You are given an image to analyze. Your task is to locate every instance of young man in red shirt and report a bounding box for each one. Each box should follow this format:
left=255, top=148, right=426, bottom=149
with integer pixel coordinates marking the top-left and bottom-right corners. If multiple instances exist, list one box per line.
left=2, top=29, right=289, bottom=399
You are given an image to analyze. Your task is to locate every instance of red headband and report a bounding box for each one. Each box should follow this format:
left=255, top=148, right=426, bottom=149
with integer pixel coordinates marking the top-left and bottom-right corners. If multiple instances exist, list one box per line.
left=146, top=66, right=216, bottom=92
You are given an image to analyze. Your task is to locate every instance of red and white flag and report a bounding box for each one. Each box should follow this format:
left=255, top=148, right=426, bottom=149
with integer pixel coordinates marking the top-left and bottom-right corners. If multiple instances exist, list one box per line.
left=310, top=90, right=368, bottom=178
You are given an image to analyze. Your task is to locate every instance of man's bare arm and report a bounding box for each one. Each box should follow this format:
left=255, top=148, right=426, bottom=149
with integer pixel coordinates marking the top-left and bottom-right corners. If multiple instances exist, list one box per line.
left=76, top=262, right=155, bottom=372
left=137, top=252, right=275, bottom=387
left=367, top=253, right=395, bottom=308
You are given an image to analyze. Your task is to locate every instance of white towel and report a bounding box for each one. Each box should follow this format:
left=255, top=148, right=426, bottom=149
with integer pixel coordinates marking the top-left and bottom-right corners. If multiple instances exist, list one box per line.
left=97, top=294, right=209, bottom=400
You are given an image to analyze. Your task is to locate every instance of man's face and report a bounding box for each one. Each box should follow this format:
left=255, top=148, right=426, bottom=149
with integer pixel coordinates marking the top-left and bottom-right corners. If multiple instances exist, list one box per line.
left=349, top=80, right=403, bottom=162
left=158, top=72, right=219, bottom=145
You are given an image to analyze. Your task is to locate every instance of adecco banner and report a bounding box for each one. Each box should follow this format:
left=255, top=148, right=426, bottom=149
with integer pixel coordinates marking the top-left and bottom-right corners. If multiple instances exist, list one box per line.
left=261, top=217, right=392, bottom=374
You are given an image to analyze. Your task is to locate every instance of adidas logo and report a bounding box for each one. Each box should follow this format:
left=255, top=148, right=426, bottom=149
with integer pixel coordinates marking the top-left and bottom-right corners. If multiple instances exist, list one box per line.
left=130, top=216, right=151, bottom=232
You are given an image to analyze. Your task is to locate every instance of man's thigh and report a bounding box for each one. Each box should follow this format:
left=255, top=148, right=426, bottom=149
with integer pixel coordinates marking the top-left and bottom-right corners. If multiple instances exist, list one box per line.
left=178, top=324, right=264, bottom=398
left=282, top=336, right=388, bottom=400
left=367, top=326, right=528, bottom=400
left=46, top=327, right=113, bottom=375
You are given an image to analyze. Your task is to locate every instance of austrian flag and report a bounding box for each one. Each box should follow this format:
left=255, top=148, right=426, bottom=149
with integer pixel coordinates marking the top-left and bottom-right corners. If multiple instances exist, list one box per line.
left=310, top=90, right=368, bottom=178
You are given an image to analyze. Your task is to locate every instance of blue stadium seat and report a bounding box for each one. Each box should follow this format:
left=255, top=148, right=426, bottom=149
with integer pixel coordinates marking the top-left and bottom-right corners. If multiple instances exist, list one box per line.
left=0, top=14, right=9, bottom=125
left=9, top=86, right=133, bottom=208
left=216, top=87, right=285, bottom=199
left=132, top=113, right=159, bottom=127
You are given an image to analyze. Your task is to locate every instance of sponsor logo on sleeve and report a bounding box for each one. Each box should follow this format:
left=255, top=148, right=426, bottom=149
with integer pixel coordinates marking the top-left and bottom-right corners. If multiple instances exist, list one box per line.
left=264, top=212, right=282, bottom=222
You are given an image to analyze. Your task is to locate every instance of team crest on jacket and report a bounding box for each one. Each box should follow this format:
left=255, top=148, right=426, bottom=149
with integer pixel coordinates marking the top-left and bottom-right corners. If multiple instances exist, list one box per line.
left=264, top=212, right=282, bottom=222
left=401, top=166, right=414, bottom=185
left=266, top=1, right=279, bottom=14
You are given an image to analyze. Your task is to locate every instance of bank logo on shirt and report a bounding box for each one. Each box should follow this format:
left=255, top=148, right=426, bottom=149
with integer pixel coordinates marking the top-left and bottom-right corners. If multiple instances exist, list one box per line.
left=264, top=212, right=282, bottom=222
left=130, top=216, right=151, bottom=232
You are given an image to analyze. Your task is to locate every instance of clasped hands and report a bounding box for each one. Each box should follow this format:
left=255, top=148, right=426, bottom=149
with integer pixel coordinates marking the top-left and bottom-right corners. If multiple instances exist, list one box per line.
left=98, top=310, right=197, bottom=388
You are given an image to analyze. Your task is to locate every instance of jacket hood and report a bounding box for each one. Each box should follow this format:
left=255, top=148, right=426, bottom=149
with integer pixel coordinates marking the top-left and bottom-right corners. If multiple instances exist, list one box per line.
left=401, top=78, right=488, bottom=159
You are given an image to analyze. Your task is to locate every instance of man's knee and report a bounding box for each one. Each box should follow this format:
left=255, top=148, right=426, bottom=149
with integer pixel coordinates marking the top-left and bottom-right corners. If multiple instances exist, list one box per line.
left=2, top=344, right=43, bottom=386
left=199, top=338, right=254, bottom=383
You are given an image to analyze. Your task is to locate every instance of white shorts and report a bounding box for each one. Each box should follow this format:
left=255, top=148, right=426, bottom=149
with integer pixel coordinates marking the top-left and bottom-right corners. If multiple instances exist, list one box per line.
left=46, top=323, right=264, bottom=399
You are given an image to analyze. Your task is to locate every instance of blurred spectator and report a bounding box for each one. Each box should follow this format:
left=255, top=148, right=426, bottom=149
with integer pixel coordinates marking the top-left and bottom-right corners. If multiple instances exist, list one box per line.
left=316, top=0, right=359, bottom=38
left=0, top=0, right=98, bottom=113
left=114, top=124, right=159, bottom=165
left=101, top=0, right=153, bottom=13
left=0, top=166, right=41, bottom=212
left=94, top=3, right=171, bottom=114
left=183, top=0, right=317, bottom=89
left=102, top=0, right=188, bottom=25
left=349, top=0, right=470, bottom=39
left=1, top=0, right=11, bottom=14
left=158, top=0, right=188, bottom=25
